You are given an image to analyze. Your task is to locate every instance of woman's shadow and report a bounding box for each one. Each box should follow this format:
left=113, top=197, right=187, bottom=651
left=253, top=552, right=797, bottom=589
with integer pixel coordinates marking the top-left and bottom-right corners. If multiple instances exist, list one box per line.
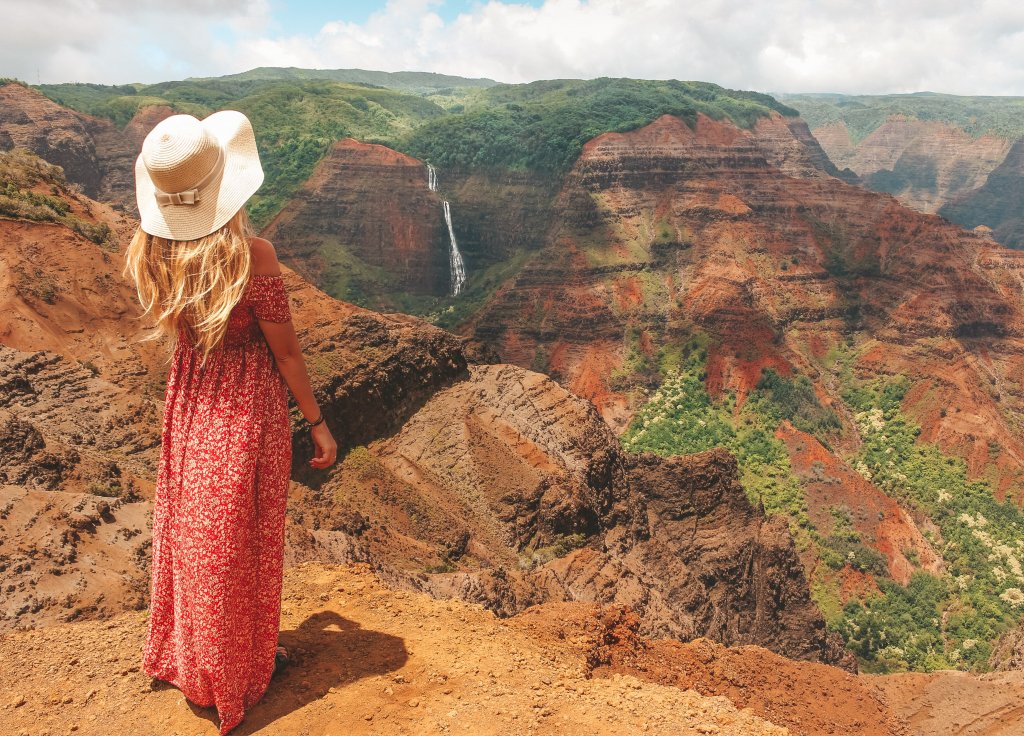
left=181, top=609, right=408, bottom=734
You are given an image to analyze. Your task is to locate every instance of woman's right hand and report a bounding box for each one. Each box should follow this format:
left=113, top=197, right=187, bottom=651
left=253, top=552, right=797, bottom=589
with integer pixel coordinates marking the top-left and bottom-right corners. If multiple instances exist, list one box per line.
left=310, top=422, right=337, bottom=469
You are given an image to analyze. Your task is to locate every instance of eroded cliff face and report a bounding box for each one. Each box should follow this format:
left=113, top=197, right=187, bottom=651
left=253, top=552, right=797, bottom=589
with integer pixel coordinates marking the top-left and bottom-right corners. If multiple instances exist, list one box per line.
left=459, top=112, right=1024, bottom=502
left=0, top=83, right=172, bottom=212
left=0, top=84, right=103, bottom=197
left=311, top=362, right=848, bottom=665
left=262, top=139, right=453, bottom=306
left=811, top=116, right=1012, bottom=214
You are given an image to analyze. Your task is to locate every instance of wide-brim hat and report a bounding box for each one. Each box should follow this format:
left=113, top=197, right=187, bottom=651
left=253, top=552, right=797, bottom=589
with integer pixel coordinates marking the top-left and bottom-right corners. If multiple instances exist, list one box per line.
left=135, top=110, right=264, bottom=241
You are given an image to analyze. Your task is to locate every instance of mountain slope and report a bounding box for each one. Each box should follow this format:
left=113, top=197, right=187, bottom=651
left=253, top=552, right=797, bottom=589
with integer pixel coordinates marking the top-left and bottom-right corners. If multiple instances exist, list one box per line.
left=0, top=139, right=854, bottom=670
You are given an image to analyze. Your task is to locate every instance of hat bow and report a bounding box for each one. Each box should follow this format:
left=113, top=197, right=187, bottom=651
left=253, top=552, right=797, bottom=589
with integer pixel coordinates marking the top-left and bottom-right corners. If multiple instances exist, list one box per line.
left=155, top=189, right=199, bottom=206
left=152, top=145, right=224, bottom=208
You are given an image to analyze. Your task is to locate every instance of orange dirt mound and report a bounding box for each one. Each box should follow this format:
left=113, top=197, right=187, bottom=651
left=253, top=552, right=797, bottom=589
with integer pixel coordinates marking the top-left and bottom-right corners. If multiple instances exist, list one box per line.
left=572, top=606, right=904, bottom=736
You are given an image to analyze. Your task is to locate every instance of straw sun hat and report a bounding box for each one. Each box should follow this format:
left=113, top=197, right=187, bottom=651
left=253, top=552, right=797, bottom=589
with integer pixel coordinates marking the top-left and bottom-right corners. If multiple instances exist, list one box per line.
left=135, top=110, right=264, bottom=241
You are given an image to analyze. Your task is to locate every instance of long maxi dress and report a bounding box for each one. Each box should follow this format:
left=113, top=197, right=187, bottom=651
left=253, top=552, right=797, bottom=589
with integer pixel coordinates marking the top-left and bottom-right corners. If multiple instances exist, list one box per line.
left=142, top=273, right=294, bottom=735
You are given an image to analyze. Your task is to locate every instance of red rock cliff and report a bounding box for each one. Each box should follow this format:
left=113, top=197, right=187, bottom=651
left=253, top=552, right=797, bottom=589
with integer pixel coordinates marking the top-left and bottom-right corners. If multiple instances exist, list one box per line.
left=0, top=83, right=172, bottom=212
left=261, top=139, right=451, bottom=306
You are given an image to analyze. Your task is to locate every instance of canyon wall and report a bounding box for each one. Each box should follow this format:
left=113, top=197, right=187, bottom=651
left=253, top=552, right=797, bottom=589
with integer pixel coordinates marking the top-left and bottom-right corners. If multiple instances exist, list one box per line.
left=261, top=139, right=452, bottom=306
left=458, top=111, right=1024, bottom=500
left=0, top=82, right=172, bottom=212
left=812, top=116, right=1011, bottom=213
left=939, top=138, right=1024, bottom=248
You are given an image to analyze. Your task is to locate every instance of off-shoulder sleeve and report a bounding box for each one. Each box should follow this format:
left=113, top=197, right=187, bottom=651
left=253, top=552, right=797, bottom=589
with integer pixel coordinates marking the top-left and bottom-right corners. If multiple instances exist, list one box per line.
left=247, top=274, right=292, bottom=323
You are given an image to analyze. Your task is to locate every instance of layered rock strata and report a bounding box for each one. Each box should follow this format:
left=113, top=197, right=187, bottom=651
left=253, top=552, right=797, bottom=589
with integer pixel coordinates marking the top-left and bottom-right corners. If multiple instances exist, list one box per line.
left=811, top=116, right=1012, bottom=214
left=459, top=112, right=1024, bottom=501
left=262, top=139, right=451, bottom=304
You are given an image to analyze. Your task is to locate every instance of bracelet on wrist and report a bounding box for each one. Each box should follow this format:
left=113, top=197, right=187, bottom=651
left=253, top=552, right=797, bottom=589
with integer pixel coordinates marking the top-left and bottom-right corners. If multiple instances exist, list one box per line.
left=306, top=413, right=325, bottom=428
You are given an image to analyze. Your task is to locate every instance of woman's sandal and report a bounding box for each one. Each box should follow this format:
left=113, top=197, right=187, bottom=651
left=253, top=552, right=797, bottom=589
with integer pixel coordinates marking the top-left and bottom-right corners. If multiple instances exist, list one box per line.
left=272, top=645, right=290, bottom=676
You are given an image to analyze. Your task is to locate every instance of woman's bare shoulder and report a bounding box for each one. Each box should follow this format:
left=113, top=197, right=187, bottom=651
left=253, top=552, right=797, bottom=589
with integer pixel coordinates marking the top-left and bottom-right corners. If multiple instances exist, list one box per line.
left=249, top=236, right=282, bottom=276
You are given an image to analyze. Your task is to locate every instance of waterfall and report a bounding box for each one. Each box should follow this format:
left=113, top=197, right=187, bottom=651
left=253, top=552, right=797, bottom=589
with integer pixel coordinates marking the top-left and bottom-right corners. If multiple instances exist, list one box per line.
left=443, top=200, right=467, bottom=296
left=427, top=164, right=466, bottom=296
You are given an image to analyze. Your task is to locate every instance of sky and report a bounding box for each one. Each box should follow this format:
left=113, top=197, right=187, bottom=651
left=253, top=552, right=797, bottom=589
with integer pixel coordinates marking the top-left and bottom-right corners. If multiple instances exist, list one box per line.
left=3, top=0, right=1024, bottom=95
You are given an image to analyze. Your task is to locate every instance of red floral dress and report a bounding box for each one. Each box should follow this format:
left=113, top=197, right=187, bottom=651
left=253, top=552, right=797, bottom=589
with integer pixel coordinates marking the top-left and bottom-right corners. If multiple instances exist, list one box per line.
left=142, top=274, right=293, bottom=735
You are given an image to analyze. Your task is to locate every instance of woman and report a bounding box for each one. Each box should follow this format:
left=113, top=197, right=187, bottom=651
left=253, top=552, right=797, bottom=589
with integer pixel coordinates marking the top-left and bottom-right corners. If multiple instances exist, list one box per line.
left=123, top=110, right=338, bottom=735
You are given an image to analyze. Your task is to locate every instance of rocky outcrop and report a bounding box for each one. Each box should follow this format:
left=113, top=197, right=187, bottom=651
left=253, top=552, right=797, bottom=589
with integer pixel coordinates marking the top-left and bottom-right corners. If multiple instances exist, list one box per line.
left=574, top=610, right=904, bottom=735
left=306, top=361, right=850, bottom=667
left=262, top=139, right=452, bottom=305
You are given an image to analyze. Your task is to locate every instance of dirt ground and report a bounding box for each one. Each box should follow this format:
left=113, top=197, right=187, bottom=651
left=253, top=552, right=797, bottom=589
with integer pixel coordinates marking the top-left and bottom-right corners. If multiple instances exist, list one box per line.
left=868, top=670, right=1024, bottom=736
left=0, top=561, right=787, bottom=736
left=4, top=559, right=1024, bottom=736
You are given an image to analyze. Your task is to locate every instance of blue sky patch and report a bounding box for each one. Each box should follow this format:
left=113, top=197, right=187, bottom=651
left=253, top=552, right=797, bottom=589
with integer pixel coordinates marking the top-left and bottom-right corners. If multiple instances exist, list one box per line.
left=269, top=1, right=547, bottom=36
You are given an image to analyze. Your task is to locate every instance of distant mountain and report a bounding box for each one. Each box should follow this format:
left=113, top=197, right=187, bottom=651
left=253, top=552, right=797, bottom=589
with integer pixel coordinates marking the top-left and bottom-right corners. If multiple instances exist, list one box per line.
left=778, top=92, right=1024, bottom=142
left=779, top=92, right=1024, bottom=247
left=186, top=66, right=499, bottom=92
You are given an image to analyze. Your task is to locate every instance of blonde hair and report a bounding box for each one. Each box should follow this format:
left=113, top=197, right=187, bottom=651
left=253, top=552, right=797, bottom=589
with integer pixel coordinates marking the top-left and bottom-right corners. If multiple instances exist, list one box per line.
left=122, top=207, right=253, bottom=365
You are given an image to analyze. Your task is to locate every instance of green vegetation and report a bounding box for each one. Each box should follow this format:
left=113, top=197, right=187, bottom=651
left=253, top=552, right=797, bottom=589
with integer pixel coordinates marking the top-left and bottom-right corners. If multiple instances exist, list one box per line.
left=87, top=481, right=123, bottom=498
left=778, top=92, right=1024, bottom=143
left=0, top=150, right=115, bottom=249
left=620, top=337, right=814, bottom=546
left=183, top=67, right=497, bottom=93
left=752, top=368, right=841, bottom=443
left=836, top=371, right=1024, bottom=672
left=620, top=334, right=1024, bottom=673
left=419, top=246, right=536, bottom=331
left=817, top=506, right=888, bottom=575
left=520, top=532, right=589, bottom=570
left=404, top=78, right=797, bottom=174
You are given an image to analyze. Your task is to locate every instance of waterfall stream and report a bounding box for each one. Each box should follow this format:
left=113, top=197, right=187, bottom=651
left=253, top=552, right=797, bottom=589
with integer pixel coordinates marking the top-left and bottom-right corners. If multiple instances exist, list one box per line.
left=427, top=164, right=466, bottom=296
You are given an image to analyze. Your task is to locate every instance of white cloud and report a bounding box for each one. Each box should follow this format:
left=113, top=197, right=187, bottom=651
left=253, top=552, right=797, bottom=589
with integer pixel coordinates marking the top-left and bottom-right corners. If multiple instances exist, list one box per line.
left=0, top=0, right=272, bottom=84
left=3, top=0, right=1024, bottom=94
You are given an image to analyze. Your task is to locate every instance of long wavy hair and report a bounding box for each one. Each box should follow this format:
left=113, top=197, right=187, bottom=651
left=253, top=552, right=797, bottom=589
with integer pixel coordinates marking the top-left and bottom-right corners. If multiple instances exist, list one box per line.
left=122, top=207, right=253, bottom=365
